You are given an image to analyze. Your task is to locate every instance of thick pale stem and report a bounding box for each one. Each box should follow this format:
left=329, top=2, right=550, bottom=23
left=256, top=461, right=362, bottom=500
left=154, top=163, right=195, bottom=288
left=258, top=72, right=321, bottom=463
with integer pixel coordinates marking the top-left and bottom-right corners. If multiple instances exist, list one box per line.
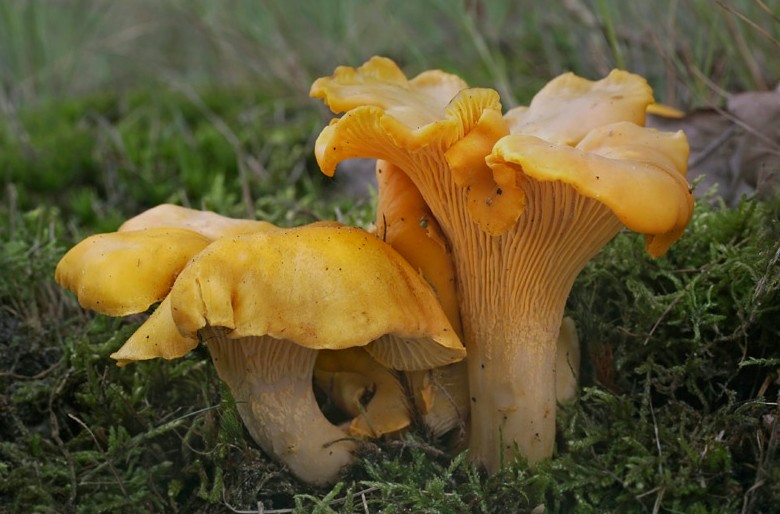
left=465, top=312, right=560, bottom=471
left=434, top=179, right=622, bottom=471
left=205, top=329, right=356, bottom=486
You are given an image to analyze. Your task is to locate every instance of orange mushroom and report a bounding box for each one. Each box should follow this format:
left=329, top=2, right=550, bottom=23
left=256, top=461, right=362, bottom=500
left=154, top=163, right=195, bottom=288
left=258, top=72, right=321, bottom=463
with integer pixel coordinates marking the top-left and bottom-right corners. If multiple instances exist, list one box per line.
left=56, top=210, right=465, bottom=486
left=311, top=56, right=694, bottom=471
left=374, top=160, right=470, bottom=443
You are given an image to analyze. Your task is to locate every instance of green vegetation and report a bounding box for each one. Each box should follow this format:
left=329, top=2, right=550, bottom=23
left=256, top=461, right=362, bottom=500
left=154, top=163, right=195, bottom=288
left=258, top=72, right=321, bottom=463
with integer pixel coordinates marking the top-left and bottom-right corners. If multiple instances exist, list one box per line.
left=1, top=0, right=778, bottom=512
left=2, top=0, right=779, bottom=106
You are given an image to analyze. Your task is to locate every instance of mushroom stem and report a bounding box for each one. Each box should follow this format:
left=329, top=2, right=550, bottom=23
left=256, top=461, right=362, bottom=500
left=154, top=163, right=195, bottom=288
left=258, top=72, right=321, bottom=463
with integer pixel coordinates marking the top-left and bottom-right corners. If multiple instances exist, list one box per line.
left=204, top=329, right=356, bottom=486
left=449, top=180, right=623, bottom=472
left=464, top=318, right=558, bottom=469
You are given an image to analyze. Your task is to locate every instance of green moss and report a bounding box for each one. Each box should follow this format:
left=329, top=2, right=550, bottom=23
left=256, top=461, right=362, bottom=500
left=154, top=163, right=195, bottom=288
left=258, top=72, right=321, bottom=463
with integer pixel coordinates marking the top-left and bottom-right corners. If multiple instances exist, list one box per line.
left=0, top=88, right=349, bottom=233
left=562, top=198, right=780, bottom=512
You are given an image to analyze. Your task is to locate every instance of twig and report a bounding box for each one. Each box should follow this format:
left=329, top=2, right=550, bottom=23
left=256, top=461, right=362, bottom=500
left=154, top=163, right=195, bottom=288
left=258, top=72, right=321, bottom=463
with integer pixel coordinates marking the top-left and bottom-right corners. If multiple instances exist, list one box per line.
left=741, top=396, right=778, bottom=513
left=385, top=437, right=450, bottom=459
left=0, top=358, right=62, bottom=380
left=652, top=486, right=666, bottom=514
left=223, top=498, right=292, bottom=514
left=48, top=370, right=78, bottom=507
left=642, top=252, right=733, bottom=345
left=635, top=485, right=662, bottom=500
left=649, top=396, right=664, bottom=474
left=754, top=0, right=780, bottom=24
left=717, top=1, right=770, bottom=89
left=68, top=413, right=130, bottom=500
left=688, top=124, right=738, bottom=169
left=687, top=68, right=780, bottom=159
left=753, top=244, right=780, bottom=303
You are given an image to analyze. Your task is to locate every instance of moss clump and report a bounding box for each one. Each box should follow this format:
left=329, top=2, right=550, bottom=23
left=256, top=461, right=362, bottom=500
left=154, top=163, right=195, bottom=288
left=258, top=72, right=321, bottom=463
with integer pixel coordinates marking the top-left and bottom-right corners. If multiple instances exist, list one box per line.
left=562, top=197, right=780, bottom=513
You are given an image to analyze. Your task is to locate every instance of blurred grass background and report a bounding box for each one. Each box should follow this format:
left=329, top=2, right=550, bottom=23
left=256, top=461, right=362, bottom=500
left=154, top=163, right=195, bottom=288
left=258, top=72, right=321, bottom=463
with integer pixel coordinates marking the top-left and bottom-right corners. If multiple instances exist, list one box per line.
left=1, top=0, right=779, bottom=512
left=2, top=0, right=779, bottom=106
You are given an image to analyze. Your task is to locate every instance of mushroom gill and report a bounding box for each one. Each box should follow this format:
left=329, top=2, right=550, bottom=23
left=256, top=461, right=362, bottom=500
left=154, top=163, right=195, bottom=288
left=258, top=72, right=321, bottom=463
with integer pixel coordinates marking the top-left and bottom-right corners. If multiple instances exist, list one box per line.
left=373, top=159, right=470, bottom=443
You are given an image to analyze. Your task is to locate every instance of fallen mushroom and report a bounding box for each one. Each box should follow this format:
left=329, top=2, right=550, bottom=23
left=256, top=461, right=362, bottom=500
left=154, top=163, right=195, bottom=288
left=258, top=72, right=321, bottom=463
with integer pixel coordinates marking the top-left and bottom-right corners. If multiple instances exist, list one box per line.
left=311, top=56, right=694, bottom=471
left=57, top=218, right=465, bottom=485
left=314, top=347, right=411, bottom=438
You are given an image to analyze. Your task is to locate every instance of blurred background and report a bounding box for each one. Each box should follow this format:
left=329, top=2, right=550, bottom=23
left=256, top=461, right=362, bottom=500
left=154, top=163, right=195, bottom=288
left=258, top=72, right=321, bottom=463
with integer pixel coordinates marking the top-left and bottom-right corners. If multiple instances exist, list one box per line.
left=2, top=0, right=778, bottom=108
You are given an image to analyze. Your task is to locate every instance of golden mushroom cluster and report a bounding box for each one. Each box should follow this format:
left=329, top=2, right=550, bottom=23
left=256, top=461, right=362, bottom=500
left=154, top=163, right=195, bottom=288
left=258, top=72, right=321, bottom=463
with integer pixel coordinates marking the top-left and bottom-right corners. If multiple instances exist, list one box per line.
left=56, top=57, right=694, bottom=485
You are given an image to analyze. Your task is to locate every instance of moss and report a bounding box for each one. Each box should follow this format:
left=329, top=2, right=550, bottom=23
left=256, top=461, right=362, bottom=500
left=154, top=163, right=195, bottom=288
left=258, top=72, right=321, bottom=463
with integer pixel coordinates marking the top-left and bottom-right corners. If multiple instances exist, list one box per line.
left=563, top=197, right=780, bottom=512
left=1, top=88, right=350, bottom=234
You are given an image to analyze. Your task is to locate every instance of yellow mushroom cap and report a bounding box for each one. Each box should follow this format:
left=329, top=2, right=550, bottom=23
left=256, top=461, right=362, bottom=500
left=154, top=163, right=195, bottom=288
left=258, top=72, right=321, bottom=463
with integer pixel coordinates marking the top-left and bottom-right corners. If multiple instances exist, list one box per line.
left=55, top=227, right=211, bottom=316
left=110, top=295, right=197, bottom=365
left=311, top=56, right=501, bottom=172
left=646, top=102, right=686, bottom=119
left=112, top=223, right=465, bottom=368
left=487, top=121, right=694, bottom=256
left=443, top=108, right=518, bottom=235
left=119, top=203, right=276, bottom=239
left=56, top=204, right=280, bottom=318
left=312, top=56, right=518, bottom=235
left=311, top=56, right=468, bottom=133
left=504, top=69, right=654, bottom=146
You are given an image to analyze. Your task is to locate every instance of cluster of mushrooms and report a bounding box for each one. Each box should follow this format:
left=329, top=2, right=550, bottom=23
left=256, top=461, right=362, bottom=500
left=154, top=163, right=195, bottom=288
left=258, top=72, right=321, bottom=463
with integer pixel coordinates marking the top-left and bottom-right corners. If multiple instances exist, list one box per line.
left=56, top=57, right=694, bottom=486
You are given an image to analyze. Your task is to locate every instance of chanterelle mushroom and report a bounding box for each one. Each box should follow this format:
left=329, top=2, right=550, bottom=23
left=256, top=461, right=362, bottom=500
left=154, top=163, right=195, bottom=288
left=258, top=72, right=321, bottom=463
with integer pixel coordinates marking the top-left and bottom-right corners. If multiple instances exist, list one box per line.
left=56, top=214, right=465, bottom=486
left=55, top=203, right=278, bottom=332
left=374, top=161, right=584, bottom=444
left=311, top=56, right=694, bottom=472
